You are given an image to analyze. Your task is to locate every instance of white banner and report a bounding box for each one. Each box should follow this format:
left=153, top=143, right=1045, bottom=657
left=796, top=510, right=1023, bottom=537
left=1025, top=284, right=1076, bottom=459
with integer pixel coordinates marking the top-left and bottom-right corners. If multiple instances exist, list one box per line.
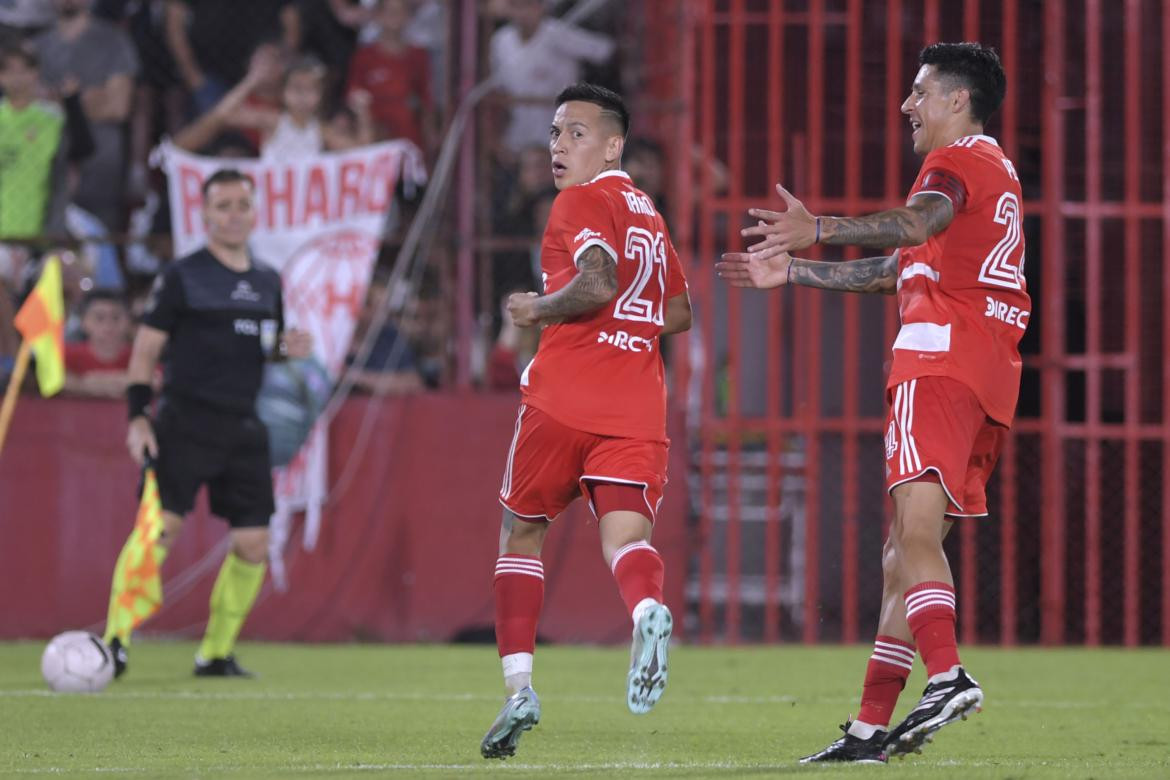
left=161, top=141, right=425, bottom=586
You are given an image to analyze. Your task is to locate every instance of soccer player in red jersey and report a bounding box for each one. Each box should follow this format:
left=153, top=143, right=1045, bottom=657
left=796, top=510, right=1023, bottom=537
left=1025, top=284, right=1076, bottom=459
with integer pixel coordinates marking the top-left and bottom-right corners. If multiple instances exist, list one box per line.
left=479, top=83, right=692, bottom=760
left=717, top=43, right=1026, bottom=762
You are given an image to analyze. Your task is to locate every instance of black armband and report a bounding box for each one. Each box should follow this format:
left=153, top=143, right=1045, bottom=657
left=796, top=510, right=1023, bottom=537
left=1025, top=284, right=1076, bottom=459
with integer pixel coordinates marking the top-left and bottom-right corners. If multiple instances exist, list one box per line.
left=127, top=383, right=154, bottom=420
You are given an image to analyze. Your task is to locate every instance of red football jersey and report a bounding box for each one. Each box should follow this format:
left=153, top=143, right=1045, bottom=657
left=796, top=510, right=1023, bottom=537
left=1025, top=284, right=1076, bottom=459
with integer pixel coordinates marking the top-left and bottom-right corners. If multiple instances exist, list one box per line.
left=888, top=135, right=1031, bottom=426
left=520, top=171, right=688, bottom=441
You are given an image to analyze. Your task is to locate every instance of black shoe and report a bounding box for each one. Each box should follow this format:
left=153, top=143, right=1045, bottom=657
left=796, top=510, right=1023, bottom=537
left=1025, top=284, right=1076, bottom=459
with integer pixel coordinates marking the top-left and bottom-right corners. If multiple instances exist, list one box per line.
left=193, top=655, right=255, bottom=678
left=799, top=720, right=888, bottom=764
left=108, top=638, right=128, bottom=679
left=885, top=667, right=983, bottom=758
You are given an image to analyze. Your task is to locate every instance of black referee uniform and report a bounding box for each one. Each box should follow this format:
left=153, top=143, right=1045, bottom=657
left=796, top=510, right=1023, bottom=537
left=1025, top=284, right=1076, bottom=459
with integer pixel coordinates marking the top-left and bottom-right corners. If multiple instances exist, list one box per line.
left=143, top=248, right=285, bottom=527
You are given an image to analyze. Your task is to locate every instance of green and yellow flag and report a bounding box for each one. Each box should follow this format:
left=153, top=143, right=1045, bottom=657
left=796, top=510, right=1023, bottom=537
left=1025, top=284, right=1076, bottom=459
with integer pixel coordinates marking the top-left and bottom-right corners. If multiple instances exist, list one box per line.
left=104, top=469, right=167, bottom=644
left=13, top=256, right=65, bottom=396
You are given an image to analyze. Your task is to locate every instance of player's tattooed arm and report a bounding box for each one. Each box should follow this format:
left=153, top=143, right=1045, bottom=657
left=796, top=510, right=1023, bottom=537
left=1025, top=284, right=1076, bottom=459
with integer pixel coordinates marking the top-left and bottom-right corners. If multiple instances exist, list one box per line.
left=531, top=245, right=619, bottom=320
left=820, top=193, right=954, bottom=248
left=788, top=250, right=900, bottom=295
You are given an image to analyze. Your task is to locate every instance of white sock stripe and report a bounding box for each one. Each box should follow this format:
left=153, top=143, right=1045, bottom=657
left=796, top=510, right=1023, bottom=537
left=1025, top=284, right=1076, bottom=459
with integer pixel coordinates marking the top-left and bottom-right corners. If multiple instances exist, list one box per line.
left=610, top=541, right=656, bottom=572
left=872, top=641, right=917, bottom=661
left=905, top=588, right=956, bottom=604
left=906, top=598, right=957, bottom=617
left=496, top=557, right=544, bottom=570
left=870, top=651, right=915, bottom=671
left=494, top=568, right=545, bottom=581
left=496, top=567, right=544, bottom=577
left=871, top=647, right=915, bottom=664
left=905, top=597, right=956, bottom=613
left=903, top=589, right=959, bottom=603
left=873, top=638, right=916, bottom=653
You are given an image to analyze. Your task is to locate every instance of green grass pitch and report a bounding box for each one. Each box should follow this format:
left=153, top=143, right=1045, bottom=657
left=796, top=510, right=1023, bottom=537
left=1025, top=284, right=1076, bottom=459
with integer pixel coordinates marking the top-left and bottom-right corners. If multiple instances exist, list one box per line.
left=1, top=641, right=1167, bottom=778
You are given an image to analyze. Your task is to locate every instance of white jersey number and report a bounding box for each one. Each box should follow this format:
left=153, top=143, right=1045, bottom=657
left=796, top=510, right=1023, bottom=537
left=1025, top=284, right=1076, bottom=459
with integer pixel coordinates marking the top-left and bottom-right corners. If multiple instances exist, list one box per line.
left=614, top=227, right=667, bottom=325
left=978, top=191, right=1025, bottom=290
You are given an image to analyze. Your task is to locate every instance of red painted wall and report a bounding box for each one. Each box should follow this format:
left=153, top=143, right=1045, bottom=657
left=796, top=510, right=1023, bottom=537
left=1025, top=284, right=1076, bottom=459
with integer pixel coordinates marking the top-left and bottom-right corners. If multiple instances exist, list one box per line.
left=0, top=395, right=690, bottom=644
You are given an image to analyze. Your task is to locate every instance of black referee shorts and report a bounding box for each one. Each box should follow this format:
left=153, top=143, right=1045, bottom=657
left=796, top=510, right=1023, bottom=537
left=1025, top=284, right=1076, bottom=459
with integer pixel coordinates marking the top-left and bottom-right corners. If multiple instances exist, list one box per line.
left=153, top=398, right=275, bottom=527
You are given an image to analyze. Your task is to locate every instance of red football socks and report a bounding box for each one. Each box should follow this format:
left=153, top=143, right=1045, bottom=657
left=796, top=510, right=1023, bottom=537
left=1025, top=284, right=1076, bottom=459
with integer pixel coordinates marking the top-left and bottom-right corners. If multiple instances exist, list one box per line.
left=904, top=581, right=961, bottom=677
left=856, top=635, right=916, bottom=727
left=494, top=555, right=544, bottom=656
left=610, top=541, right=664, bottom=616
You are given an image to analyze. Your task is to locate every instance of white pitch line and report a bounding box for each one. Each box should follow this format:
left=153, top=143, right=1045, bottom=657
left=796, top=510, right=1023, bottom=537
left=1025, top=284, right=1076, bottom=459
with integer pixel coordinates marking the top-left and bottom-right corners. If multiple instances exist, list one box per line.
left=4, top=761, right=801, bottom=776
left=0, top=689, right=1165, bottom=711
left=0, top=689, right=799, bottom=704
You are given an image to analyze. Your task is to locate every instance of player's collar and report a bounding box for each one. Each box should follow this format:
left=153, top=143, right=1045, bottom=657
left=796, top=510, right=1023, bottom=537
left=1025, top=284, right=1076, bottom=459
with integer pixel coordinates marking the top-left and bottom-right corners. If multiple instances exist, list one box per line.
left=588, top=170, right=632, bottom=184
left=955, top=134, right=999, bottom=147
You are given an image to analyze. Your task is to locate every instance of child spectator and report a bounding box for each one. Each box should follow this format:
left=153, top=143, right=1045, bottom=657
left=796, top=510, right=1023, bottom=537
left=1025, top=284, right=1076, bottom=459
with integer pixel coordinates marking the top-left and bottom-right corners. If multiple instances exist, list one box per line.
left=63, top=288, right=133, bottom=397
left=174, top=52, right=373, bottom=156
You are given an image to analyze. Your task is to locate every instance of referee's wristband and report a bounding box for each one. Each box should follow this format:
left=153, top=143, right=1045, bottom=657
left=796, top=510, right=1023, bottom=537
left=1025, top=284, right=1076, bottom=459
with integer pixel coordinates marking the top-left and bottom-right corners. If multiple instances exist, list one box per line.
left=127, top=383, right=154, bottom=421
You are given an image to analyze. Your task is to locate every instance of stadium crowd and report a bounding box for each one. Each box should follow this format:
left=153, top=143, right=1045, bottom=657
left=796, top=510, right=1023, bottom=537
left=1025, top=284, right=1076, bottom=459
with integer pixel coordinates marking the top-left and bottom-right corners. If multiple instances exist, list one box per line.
left=0, top=0, right=629, bottom=395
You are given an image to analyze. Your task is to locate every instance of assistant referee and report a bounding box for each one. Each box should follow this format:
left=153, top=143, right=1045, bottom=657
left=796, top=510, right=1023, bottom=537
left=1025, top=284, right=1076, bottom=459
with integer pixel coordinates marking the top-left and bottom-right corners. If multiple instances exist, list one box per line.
left=102, top=168, right=312, bottom=678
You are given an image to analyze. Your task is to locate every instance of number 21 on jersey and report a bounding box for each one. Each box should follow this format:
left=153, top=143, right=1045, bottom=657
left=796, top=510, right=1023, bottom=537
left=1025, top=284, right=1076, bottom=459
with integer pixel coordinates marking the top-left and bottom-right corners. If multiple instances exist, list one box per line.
left=614, top=226, right=667, bottom=325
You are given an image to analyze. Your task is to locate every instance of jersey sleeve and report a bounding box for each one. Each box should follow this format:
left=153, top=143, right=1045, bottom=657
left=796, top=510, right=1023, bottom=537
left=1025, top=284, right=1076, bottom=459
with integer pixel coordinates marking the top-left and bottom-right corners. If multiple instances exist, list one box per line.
left=550, top=187, right=620, bottom=267
left=141, top=265, right=185, bottom=333
left=665, top=237, right=688, bottom=298
left=911, top=148, right=971, bottom=212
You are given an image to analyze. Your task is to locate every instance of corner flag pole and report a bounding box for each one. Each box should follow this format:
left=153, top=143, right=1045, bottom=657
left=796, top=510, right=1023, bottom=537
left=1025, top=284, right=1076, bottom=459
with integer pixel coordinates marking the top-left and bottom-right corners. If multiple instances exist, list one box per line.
left=0, top=340, right=32, bottom=457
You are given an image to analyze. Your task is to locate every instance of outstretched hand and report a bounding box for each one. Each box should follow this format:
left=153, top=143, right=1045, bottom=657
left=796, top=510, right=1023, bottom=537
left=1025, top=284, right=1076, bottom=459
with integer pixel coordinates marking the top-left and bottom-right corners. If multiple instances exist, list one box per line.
left=715, top=247, right=793, bottom=289
left=739, top=183, right=819, bottom=253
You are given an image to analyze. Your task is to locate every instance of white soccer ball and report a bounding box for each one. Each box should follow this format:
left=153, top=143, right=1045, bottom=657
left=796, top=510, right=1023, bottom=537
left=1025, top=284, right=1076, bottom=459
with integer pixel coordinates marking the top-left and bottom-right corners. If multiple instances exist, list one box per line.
left=40, top=631, right=115, bottom=693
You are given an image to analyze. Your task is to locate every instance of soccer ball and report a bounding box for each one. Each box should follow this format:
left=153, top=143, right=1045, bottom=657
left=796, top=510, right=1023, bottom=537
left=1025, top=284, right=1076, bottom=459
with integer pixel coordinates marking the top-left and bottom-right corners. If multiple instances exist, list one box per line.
left=41, top=631, right=115, bottom=693
left=256, top=357, right=332, bottom=467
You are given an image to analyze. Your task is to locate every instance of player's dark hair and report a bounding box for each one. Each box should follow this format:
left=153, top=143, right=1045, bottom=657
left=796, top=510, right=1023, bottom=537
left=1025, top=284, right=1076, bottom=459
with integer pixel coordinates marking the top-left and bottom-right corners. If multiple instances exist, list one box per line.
left=920, top=42, right=1006, bottom=125
left=81, top=288, right=128, bottom=313
left=284, top=54, right=326, bottom=86
left=202, top=168, right=254, bottom=200
left=555, top=82, right=630, bottom=137
left=0, top=43, right=38, bottom=70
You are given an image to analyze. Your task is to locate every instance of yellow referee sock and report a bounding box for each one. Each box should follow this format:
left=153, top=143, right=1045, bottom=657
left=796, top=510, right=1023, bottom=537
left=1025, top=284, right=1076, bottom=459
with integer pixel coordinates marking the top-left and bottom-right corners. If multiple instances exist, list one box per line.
left=197, top=552, right=266, bottom=660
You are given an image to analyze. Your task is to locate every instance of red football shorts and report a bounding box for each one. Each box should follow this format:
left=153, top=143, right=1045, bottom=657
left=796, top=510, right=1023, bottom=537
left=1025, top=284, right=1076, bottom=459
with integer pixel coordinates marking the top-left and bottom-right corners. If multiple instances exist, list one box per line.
left=499, top=404, right=668, bottom=523
left=884, top=376, right=1007, bottom=517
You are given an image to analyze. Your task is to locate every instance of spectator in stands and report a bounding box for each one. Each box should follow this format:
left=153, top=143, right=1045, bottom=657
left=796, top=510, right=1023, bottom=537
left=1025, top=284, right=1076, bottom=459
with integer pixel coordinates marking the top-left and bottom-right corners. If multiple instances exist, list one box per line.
left=164, top=0, right=300, bottom=115
left=404, top=0, right=446, bottom=111
left=345, top=0, right=434, bottom=152
left=298, top=0, right=368, bottom=86
left=346, top=272, right=423, bottom=396
left=173, top=52, right=374, bottom=156
left=34, top=0, right=138, bottom=232
left=489, top=0, right=614, bottom=157
left=63, top=287, right=133, bottom=398
left=494, top=143, right=552, bottom=237
left=0, top=43, right=93, bottom=241
left=0, top=0, right=54, bottom=46
left=623, top=136, right=729, bottom=223
left=397, top=285, right=445, bottom=388
left=94, top=0, right=186, bottom=204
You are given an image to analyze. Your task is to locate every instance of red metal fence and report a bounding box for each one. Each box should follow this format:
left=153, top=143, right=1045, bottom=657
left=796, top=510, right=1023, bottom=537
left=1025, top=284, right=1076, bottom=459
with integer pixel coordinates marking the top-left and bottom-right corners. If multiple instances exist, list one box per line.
left=658, top=0, right=1170, bottom=646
